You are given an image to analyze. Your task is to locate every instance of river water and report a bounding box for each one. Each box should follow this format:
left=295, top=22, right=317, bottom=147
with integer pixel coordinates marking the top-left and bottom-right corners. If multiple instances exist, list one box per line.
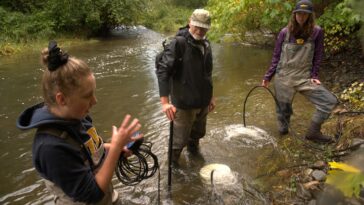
left=0, top=27, right=317, bottom=204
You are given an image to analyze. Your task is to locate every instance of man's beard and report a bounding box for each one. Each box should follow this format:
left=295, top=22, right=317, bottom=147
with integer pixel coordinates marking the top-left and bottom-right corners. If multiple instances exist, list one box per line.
left=191, top=33, right=205, bottom=41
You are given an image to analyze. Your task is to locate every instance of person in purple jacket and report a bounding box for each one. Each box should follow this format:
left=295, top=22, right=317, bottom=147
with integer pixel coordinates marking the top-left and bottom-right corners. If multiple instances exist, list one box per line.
left=261, top=0, right=337, bottom=143
left=17, top=41, right=143, bottom=204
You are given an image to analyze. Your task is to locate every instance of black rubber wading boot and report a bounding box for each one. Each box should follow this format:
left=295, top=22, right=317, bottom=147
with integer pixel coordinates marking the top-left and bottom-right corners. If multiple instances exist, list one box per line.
left=279, top=126, right=289, bottom=135
left=187, top=139, right=200, bottom=154
left=171, top=149, right=182, bottom=167
left=305, top=121, right=335, bottom=143
left=278, top=120, right=289, bottom=135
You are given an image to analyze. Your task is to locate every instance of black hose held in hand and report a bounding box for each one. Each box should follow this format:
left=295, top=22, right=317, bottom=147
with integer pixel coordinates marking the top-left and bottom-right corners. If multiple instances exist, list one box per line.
left=115, top=139, right=159, bottom=186
left=243, top=86, right=281, bottom=127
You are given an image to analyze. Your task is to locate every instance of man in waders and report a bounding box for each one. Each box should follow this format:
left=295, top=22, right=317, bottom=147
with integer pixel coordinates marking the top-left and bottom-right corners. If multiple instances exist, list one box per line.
left=261, top=0, right=337, bottom=143
left=156, top=9, right=216, bottom=164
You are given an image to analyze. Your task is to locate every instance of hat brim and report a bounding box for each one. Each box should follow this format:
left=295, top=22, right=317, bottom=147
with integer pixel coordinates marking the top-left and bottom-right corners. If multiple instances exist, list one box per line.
left=293, top=9, right=312, bottom=13
left=190, top=20, right=210, bottom=29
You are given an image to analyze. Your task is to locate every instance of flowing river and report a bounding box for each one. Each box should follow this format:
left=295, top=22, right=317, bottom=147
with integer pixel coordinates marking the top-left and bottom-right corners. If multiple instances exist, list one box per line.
left=0, top=27, right=318, bottom=204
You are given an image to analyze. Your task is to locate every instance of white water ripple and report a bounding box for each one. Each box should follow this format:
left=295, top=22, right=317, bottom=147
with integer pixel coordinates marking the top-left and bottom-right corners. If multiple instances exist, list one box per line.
left=223, top=124, right=276, bottom=148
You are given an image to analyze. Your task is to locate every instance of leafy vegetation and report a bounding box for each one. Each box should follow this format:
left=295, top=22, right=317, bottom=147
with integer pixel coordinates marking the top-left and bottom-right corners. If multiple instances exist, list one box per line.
left=350, top=0, right=364, bottom=47
left=317, top=0, right=361, bottom=54
left=0, top=0, right=362, bottom=56
left=206, top=0, right=295, bottom=41
left=139, top=0, right=192, bottom=33
left=0, top=0, right=147, bottom=55
left=0, top=7, right=54, bottom=43
left=327, top=162, right=364, bottom=198
left=139, top=0, right=209, bottom=33
left=0, top=0, right=206, bottom=55
left=170, top=0, right=208, bottom=8
left=340, top=82, right=364, bottom=111
left=206, top=0, right=362, bottom=53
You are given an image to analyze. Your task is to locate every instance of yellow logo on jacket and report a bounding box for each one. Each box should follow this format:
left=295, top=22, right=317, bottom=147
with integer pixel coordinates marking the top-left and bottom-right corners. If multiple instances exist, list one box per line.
left=85, top=127, right=105, bottom=166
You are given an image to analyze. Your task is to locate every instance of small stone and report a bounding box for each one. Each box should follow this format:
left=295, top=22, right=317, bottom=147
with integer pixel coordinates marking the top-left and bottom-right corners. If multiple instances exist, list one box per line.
left=312, top=161, right=327, bottom=170
left=311, top=170, right=326, bottom=181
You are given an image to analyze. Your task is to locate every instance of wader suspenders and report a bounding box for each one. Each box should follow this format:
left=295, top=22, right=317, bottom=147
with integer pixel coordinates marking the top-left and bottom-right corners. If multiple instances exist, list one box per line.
left=285, top=31, right=290, bottom=43
left=36, top=127, right=118, bottom=205
left=36, top=126, right=91, bottom=168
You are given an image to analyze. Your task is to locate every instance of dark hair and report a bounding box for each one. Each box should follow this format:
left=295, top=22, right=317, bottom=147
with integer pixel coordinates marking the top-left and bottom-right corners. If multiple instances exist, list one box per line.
left=41, top=45, right=92, bottom=106
left=287, top=12, right=315, bottom=39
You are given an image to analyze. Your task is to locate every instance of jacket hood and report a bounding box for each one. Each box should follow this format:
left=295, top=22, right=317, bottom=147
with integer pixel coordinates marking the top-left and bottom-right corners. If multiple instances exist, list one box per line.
left=176, top=26, right=190, bottom=37
left=16, top=102, right=77, bottom=130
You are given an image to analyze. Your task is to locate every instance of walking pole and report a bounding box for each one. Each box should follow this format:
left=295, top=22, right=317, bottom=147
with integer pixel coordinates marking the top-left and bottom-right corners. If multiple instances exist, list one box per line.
left=167, top=120, right=173, bottom=191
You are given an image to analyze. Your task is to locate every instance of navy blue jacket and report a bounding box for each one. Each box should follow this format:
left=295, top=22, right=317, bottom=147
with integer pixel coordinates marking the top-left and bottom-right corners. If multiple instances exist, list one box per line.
left=16, top=103, right=105, bottom=203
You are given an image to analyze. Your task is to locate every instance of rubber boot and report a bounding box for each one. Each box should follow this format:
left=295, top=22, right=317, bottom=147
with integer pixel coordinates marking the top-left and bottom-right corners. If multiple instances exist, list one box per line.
left=171, top=149, right=182, bottom=166
left=278, top=116, right=290, bottom=135
left=305, top=121, right=334, bottom=143
left=187, top=139, right=200, bottom=154
left=186, top=139, right=205, bottom=166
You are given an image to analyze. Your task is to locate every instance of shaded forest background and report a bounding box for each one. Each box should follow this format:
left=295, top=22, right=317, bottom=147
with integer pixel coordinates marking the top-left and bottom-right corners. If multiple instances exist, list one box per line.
left=0, top=0, right=362, bottom=56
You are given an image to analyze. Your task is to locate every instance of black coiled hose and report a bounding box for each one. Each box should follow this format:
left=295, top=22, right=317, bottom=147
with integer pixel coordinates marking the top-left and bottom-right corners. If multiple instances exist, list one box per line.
left=115, top=141, right=159, bottom=186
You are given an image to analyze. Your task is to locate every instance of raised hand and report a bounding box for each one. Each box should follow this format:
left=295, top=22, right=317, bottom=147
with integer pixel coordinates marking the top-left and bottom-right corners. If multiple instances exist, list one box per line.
left=111, top=114, right=143, bottom=151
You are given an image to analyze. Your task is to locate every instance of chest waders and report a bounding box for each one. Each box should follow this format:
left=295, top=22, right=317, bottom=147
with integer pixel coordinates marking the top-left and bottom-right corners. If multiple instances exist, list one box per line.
left=37, top=127, right=121, bottom=205
left=273, top=32, right=337, bottom=142
left=170, top=40, right=211, bottom=164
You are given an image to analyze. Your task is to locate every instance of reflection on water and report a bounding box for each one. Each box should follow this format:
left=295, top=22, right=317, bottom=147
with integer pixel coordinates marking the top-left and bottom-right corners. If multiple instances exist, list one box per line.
left=0, top=26, right=317, bottom=204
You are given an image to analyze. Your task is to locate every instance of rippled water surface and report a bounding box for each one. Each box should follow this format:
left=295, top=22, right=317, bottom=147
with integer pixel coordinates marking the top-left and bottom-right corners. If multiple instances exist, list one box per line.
left=0, top=27, right=317, bottom=204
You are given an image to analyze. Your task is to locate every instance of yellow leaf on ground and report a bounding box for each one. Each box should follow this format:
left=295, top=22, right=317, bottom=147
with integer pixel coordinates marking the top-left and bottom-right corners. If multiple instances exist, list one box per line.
left=329, top=162, right=361, bottom=173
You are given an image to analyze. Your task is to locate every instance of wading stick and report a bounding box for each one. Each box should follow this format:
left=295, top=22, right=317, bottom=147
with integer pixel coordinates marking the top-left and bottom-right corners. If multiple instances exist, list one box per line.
left=168, top=120, right=173, bottom=190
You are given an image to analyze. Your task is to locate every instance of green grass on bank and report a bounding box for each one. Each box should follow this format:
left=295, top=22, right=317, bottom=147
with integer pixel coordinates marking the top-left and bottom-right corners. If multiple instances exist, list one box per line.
left=0, top=36, right=100, bottom=56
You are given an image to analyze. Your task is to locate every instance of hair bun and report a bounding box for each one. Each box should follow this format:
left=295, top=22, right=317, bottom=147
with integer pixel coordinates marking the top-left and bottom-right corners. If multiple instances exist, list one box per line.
left=47, top=40, right=69, bottom=71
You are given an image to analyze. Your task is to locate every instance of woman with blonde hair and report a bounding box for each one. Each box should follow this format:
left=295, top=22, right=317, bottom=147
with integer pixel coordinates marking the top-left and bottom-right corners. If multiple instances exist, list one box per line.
left=17, top=41, right=142, bottom=204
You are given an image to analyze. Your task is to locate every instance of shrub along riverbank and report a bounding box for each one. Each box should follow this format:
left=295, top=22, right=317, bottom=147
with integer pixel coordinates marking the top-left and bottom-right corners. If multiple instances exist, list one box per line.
left=1, top=0, right=362, bottom=56
left=0, top=0, right=201, bottom=56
